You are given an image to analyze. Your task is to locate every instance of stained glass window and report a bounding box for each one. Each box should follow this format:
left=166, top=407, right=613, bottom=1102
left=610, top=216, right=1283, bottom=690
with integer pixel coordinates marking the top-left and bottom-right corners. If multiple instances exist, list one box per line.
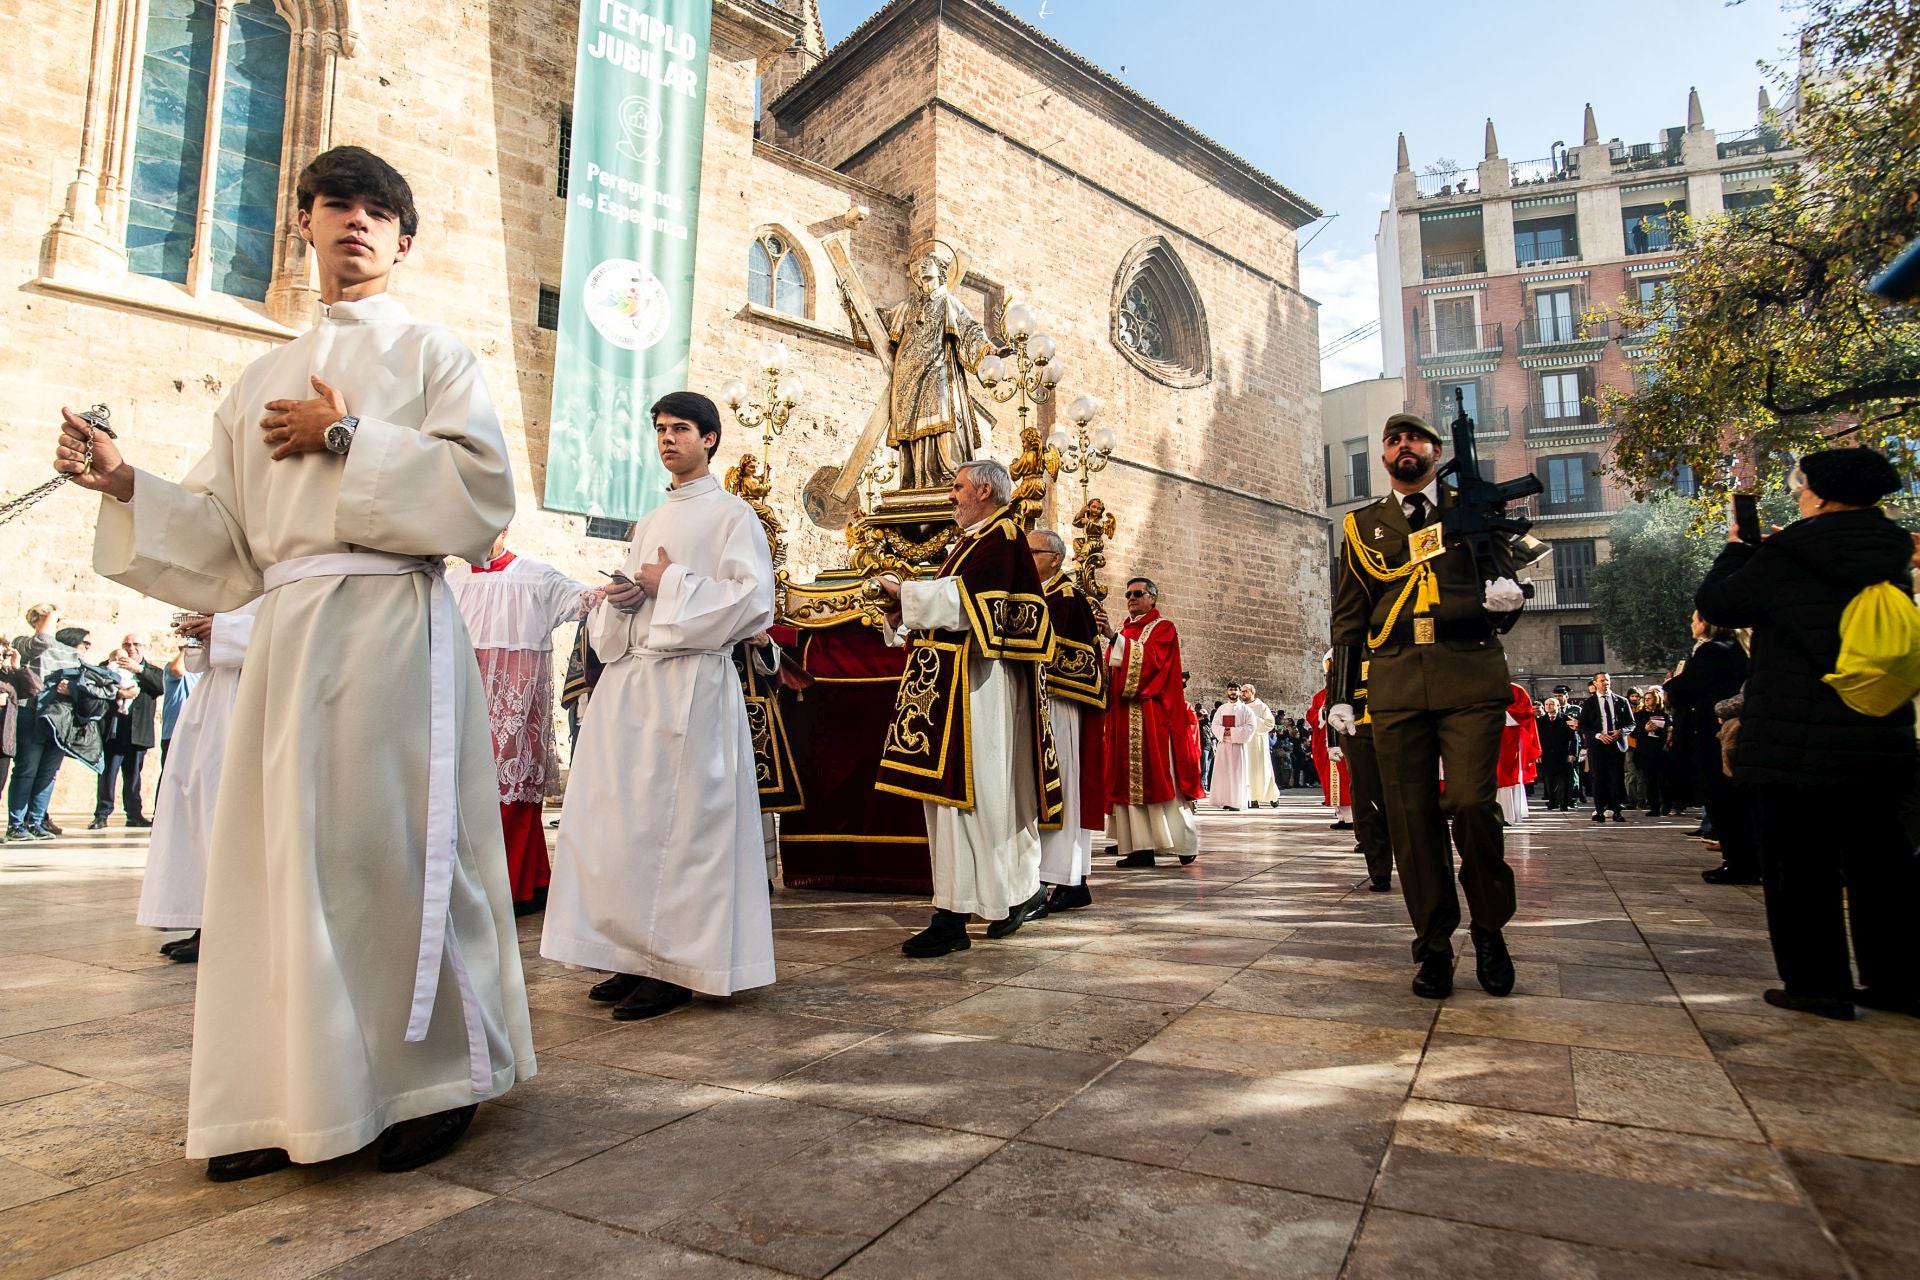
left=128, top=0, right=215, bottom=285
left=127, top=0, right=289, bottom=301
left=209, top=1, right=289, bottom=301
left=747, top=233, right=806, bottom=316
left=1119, top=282, right=1167, bottom=361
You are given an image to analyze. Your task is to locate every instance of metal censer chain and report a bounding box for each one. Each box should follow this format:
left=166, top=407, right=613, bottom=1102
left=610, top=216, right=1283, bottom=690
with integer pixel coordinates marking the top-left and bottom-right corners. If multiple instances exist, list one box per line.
left=0, top=405, right=115, bottom=529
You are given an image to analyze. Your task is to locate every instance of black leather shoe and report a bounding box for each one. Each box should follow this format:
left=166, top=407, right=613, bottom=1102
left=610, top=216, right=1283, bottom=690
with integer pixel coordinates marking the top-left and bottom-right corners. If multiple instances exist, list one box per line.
left=1471, top=925, right=1515, bottom=996
left=902, top=909, right=972, bottom=957
left=1178, top=854, right=1198, bottom=865
left=159, top=932, right=194, bottom=956
left=169, top=931, right=200, bottom=964
left=1047, top=883, right=1092, bottom=911
left=588, top=972, right=645, bottom=1003
left=986, top=886, right=1048, bottom=939
left=1368, top=876, right=1392, bottom=893
left=1763, top=988, right=1855, bottom=1021
left=1590, top=812, right=1605, bottom=823
left=1701, top=864, right=1762, bottom=886
left=1115, top=851, right=1156, bottom=868
left=1411, top=953, right=1453, bottom=999
left=1685, top=826, right=1709, bottom=838
left=611, top=978, right=692, bottom=1021
left=87, top=818, right=109, bottom=830
left=206, top=1147, right=291, bottom=1182
left=126, top=816, right=152, bottom=828
left=1610, top=811, right=1625, bottom=823
left=377, top=1104, right=478, bottom=1172
left=1330, top=821, right=1352, bottom=830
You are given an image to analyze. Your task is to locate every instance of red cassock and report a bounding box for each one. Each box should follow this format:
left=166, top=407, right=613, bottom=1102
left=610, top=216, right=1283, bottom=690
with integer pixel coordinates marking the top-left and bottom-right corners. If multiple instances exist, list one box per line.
left=1104, top=609, right=1207, bottom=806
left=1498, top=683, right=1542, bottom=788
left=1306, top=688, right=1350, bottom=809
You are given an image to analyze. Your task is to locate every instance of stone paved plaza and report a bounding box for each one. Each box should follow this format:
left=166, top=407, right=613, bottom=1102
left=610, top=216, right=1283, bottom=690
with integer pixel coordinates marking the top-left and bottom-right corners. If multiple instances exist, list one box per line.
left=2, top=796, right=1917, bottom=1278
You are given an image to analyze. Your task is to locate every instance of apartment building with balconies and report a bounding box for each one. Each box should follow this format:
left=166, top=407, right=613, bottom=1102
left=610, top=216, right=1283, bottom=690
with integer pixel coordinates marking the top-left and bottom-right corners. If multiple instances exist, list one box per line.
left=1374, top=88, right=1796, bottom=693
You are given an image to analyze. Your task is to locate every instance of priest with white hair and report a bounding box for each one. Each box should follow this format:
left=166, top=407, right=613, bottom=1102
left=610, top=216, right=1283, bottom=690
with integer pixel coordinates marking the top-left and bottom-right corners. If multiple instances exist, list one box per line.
left=874, top=459, right=1062, bottom=955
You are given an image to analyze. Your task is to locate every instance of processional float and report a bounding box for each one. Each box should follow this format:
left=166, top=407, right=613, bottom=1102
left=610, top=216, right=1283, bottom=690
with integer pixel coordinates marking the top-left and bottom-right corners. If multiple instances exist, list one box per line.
left=717, top=229, right=1117, bottom=891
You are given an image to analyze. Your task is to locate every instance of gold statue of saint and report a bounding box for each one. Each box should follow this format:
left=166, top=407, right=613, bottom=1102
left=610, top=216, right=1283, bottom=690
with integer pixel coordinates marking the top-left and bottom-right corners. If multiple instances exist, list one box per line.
left=876, top=242, right=997, bottom=490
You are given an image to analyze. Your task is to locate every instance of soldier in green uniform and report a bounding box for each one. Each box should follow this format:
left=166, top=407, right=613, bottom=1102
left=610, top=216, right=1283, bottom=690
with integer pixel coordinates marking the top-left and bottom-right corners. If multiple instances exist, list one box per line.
left=1327, top=412, right=1527, bottom=999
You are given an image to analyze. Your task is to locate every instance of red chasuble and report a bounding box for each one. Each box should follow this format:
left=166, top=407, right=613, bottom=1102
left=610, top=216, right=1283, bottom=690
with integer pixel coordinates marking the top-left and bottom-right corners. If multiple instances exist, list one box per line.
left=1498, top=683, right=1542, bottom=788
left=1306, top=688, right=1351, bottom=809
left=1041, top=572, right=1111, bottom=831
left=1104, top=609, right=1206, bottom=806
left=876, top=509, right=1063, bottom=821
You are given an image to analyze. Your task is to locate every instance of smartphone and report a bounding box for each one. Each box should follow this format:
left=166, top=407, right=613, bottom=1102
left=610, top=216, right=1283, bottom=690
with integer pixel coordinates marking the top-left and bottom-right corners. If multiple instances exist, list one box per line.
left=1733, top=493, right=1761, bottom=545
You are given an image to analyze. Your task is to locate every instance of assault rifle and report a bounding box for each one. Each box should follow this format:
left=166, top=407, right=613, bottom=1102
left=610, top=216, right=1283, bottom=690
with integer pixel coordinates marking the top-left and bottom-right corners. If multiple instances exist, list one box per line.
left=1437, top=388, right=1544, bottom=633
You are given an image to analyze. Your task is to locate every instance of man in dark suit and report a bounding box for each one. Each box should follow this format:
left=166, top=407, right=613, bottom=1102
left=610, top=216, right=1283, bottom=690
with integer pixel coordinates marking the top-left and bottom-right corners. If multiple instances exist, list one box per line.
left=92, top=632, right=163, bottom=829
left=1534, top=695, right=1577, bottom=809
left=1578, top=672, right=1633, bottom=823
left=1328, top=411, right=1525, bottom=1001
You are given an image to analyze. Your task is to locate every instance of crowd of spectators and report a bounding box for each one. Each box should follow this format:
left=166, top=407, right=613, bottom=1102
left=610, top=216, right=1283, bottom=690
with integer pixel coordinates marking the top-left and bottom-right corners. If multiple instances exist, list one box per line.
left=3, top=603, right=193, bottom=841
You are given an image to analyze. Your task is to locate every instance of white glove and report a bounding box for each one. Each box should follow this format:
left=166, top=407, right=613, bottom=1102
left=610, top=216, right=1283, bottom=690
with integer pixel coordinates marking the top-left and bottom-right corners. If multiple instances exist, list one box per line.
left=1327, top=745, right=1345, bottom=763
left=1327, top=704, right=1357, bottom=735
left=1482, top=576, right=1526, bottom=612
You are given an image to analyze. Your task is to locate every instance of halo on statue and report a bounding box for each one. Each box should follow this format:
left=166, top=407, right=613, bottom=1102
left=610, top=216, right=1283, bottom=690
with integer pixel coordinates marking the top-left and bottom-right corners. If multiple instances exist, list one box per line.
left=905, top=237, right=967, bottom=291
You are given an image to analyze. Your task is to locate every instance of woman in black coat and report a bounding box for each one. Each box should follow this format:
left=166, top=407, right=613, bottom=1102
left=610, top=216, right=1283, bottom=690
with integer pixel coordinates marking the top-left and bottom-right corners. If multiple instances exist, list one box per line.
left=1665, top=615, right=1751, bottom=880
left=1695, top=447, right=1918, bottom=1021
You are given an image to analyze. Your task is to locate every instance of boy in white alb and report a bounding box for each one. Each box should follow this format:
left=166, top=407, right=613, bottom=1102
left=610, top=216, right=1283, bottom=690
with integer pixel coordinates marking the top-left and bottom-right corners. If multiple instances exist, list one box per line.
left=542, top=392, right=778, bottom=1021
left=55, top=147, right=533, bottom=1182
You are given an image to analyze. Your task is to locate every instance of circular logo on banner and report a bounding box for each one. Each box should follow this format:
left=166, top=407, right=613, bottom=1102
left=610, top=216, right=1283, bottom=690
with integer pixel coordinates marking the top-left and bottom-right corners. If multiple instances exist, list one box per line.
left=583, top=259, right=671, bottom=351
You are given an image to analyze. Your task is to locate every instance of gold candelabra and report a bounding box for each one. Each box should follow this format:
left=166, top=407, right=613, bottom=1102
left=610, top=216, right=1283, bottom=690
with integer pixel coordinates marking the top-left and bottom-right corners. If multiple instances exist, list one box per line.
left=1044, top=395, right=1118, bottom=601
left=857, top=452, right=896, bottom=513
left=1045, top=395, right=1115, bottom=521
left=979, top=301, right=1067, bottom=529
left=720, top=340, right=803, bottom=581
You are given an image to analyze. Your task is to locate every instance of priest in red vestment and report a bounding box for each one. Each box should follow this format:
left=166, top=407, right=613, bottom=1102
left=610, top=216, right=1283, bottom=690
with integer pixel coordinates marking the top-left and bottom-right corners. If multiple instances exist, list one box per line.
left=1497, top=683, right=1542, bottom=825
left=1103, top=576, right=1204, bottom=867
left=1307, top=685, right=1353, bottom=828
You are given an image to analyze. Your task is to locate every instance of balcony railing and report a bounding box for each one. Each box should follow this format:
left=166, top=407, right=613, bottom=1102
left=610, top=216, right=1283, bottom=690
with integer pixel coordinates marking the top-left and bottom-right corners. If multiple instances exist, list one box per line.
left=1521, top=576, right=1592, bottom=610
left=1716, top=124, right=1791, bottom=160
left=1508, top=155, right=1578, bottom=187
left=1417, top=320, right=1504, bottom=362
left=1610, top=136, right=1684, bottom=172
left=1519, top=315, right=1611, bottom=350
left=1509, top=481, right=1632, bottom=520
left=1514, top=239, right=1581, bottom=268
left=1469, top=405, right=1511, bottom=439
left=1522, top=403, right=1602, bottom=437
left=1422, top=249, right=1487, bottom=280
left=1416, top=170, right=1479, bottom=198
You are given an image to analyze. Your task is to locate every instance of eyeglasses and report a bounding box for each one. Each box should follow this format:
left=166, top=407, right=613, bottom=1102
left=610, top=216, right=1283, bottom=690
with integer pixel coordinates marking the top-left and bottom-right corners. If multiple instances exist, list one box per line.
left=1124, top=590, right=1149, bottom=599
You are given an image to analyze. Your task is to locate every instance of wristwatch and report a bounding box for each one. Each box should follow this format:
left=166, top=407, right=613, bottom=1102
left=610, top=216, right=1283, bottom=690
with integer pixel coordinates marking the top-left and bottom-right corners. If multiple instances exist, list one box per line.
left=323, top=415, right=360, bottom=455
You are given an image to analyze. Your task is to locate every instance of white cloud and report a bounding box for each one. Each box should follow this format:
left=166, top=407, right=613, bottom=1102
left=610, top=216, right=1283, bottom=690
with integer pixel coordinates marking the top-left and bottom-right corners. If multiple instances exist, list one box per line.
left=1300, top=246, right=1382, bottom=392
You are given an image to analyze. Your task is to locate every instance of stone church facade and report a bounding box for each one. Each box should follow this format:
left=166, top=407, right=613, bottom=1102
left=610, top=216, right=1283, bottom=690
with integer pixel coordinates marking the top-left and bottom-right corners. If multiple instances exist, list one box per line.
left=1, top=0, right=1325, bottom=809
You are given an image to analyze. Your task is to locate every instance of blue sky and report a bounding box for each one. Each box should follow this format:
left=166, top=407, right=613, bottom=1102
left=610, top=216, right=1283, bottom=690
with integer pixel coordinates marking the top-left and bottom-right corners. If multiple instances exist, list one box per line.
left=813, top=0, right=1802, bottom=388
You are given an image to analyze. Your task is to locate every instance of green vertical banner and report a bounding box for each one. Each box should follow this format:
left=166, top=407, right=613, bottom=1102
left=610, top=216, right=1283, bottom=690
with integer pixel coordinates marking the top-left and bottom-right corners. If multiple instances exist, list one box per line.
left=544, top=0, right=711, bottom=523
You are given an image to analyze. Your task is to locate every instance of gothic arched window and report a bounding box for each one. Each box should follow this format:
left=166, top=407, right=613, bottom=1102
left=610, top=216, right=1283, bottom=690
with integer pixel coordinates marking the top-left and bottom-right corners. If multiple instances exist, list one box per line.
left=127, top=0, right=290, bottom=301
left=1111, top=237, right=1211, bottom=386
left=747, top=231, right=807, bottom=317
left=44, top=0, right=356, bottom=326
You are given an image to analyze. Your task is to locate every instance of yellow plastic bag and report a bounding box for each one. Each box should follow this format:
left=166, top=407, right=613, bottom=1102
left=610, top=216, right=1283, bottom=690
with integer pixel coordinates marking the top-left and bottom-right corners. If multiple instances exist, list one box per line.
left=1823, top=582, right=1920, bottom=717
